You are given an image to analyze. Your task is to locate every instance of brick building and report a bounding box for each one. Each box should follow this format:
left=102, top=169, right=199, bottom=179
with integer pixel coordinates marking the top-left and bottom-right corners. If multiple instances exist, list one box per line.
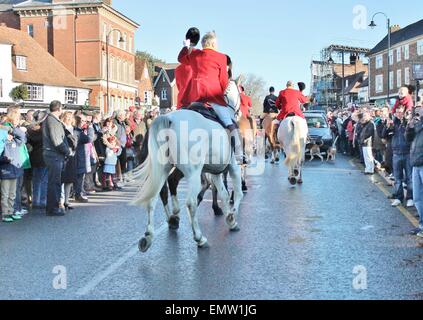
left=367, top=19, right=423, bottom=106
left=0, top=0, right=139, bottom=115
left=0, top=26, right=90, bottom=110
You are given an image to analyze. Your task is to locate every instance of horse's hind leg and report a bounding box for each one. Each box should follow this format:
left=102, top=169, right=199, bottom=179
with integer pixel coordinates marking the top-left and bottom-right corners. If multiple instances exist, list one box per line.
left=212, top=184, right=224, bottom=216
left=185, top=172, right=208, bottom=248
left=212, top=173, right=240, bottom=231
left=139, top=197, right=158, bottom=253
left=159, top=183, right=172, bottom=224
left=168, top=169, right=184, bottom=230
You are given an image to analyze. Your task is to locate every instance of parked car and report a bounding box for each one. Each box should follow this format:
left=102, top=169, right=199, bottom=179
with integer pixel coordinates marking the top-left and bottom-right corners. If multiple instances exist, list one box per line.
left=304, top=112, right=334, bottom=153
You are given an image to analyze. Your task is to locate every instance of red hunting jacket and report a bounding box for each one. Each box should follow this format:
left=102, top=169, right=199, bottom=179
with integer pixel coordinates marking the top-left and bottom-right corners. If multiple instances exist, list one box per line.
left=276, top=88, right=308, bottom=121
left=178, top=47, right=228, bottom=107
left=240, top=92, right=252, bottom=117
left=175, top=63, right=193, bottom=109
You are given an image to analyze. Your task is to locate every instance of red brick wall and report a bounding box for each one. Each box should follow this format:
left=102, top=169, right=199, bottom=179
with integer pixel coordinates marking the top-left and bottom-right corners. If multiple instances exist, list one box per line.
left=52, top=14, right=76, bottom=74
left=20, top=16, right=49, bottom=53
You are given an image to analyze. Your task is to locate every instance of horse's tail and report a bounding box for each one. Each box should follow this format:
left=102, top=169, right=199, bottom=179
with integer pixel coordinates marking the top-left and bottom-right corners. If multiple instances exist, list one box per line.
left=130, top=116, right=172, bottom=207
left=284, top=119, right=301, bottom=166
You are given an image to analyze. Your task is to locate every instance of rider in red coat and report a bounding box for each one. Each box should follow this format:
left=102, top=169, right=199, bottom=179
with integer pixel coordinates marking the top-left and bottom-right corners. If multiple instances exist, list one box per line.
left=240, top=86, right=252, bottom=118
left=175, top=28, right=200, bottom=109
left=175, top=63, right=193, bottom=109
left=276, top=81, right=309, bottom=121
left=177, top=36, right=228, bottom=108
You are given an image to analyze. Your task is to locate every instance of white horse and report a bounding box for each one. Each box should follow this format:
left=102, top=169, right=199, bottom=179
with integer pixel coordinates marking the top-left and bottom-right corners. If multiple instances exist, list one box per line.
left=130, top=80, right=243, bottom=252
left=277, top=116, right=308, bottom=185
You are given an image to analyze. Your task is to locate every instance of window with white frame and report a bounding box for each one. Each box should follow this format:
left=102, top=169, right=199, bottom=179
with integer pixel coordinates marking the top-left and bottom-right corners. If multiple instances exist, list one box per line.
left=397, top=69, right=402, bottom=88
left=16, top=56, right=27, bottom=70
left=397, top=47, right=402, bottom=62
left=161, top=88, right=167, bottom=100
left=27, top=24, right=34, bottom=38
left=26, top=84, right=43, bottom=101
left=389, top=71, right=394, bottom=91
left=376, top=55, right=383, bottom=69
left=389, top=50, right=393, bottom=65
left=405, top=67, right=410, bottom=85
left=418, top=40, right=423, bottom=56
left=403, top=44, right=410, bottom=60
left=375, top=75, right=383, bottom=93
left=65, top=89, right=78, bottom=104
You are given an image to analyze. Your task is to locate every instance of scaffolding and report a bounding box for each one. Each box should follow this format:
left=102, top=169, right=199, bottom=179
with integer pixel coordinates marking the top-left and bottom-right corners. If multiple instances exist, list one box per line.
left=313, top=45, right=370, bottom=108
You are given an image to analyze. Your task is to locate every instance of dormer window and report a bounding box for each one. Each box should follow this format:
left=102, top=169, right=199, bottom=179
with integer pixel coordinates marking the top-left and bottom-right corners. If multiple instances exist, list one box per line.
left=16, top=56, right=27, bottom=70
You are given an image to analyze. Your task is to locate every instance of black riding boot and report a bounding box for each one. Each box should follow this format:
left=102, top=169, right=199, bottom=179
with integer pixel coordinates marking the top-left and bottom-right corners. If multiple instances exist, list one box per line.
left=226, top=124, right=243, bottom=164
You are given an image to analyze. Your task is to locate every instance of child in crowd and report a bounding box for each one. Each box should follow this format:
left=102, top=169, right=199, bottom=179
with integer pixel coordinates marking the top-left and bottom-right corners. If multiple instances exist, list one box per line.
left=103, top=136, right=122, bottom=191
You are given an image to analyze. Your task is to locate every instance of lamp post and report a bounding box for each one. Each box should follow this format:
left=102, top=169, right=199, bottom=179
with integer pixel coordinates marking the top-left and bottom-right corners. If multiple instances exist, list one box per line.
left=106, top=28, right=125, bottom=114
left=369, top=12, right=391, bottom=105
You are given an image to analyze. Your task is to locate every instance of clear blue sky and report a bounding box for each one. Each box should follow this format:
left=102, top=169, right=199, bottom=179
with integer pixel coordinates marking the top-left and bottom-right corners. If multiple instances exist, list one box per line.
left=115, top=0, right=423, bottom=94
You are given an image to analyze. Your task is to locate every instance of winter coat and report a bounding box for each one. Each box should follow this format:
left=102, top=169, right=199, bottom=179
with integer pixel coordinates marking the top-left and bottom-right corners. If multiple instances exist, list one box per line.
left=0, top=126, right=26, bottom=179
left=105, top=147, right=122, bottom=166
left=42, top=114, right=70, bottom=159
left=406, top=118, right=423, bottom=167
left=359, top=121, right=375, bottom=148
left=62, top=127, right=77, bottom=184
left=382, top=117, right=411, bottom=155
left=27, top=124, right=45, bottom=168
left=74, top=126, right=94, bottom=175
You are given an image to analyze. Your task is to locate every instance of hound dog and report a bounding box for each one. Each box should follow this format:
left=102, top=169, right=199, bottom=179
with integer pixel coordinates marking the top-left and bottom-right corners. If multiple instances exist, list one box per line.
left=309, top=138, right=325, bottom=162
left=327, top=136, right=339, bottom=162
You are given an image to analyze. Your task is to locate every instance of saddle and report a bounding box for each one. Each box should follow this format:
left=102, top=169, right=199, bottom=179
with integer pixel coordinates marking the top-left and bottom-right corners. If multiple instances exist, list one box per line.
left=182, top=103, right=233, bottom=128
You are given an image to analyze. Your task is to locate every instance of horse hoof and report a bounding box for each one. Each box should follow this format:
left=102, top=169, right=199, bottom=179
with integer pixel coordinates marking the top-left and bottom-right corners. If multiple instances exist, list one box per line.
left=242, top=184, right=248, bottom=192
left=289, top=177, right=297, bottom=186
left=276, top=158, right=280, bottom=162
left=230, top=224, right=241, bottom=232
left=139, top=236, right=153, bottom=253
left=293, top=169, right=300, bottom=176
left=226, top=214, right=238, bottom=229
left=270, top=160, right=275, bottom=164
left=297, top=179, right=303, bottom=185
left=214, top=207, right=224, bottom=216
left=196, top=237, right=209, bottom=248
left=168, top=215, right=180, bottom=230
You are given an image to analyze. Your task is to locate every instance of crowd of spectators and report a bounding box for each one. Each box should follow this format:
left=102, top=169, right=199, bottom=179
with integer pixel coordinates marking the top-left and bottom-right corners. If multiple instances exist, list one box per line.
left=325, top=85, right=423, bottom=238
left=0, top=101, right=159, bottom=220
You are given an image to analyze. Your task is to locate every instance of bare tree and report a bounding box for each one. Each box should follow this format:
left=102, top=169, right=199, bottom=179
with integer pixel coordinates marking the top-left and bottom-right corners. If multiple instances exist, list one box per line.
left=239, top=73, right=267, bottom=116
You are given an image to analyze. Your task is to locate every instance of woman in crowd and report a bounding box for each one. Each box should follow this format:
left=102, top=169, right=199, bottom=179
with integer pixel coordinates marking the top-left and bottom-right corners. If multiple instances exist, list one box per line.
left=61, top=111, right=77, bottom=211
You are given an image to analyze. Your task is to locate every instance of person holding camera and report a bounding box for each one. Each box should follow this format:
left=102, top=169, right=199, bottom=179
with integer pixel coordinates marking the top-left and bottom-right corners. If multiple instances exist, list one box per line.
left=382, top=105, right=414, bottom=208
left=406, top=106, right=423, bottom=238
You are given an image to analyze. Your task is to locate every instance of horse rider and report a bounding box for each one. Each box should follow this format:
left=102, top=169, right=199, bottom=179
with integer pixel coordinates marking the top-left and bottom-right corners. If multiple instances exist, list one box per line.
left=175, top=27, right=200, bottom=110
left=239, top=86, right=254, bottom=129
left=261, top=86, right=278, bottom=126
left=178, top=31, right=243, bottom=163
left=272, top=80, right=310, bottom=127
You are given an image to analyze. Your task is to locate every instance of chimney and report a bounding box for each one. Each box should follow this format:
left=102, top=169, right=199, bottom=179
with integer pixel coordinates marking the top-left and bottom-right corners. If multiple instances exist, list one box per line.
left=390, top=24, right=401, bottom=33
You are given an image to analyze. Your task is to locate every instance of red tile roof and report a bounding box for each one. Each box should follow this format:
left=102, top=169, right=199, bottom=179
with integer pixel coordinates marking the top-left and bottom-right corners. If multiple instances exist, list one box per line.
left=0, top=26, right=90, bottom=89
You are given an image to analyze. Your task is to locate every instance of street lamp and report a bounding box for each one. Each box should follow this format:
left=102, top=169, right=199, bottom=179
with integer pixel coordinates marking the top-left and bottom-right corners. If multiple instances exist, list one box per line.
left=369, top=12, right=391, bottom=105
left=106, top=28, right=125, bottom=114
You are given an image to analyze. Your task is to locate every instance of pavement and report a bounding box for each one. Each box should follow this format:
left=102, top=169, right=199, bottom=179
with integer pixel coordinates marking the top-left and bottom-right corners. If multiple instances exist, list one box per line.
left=0, top=154, right=422, bottom=300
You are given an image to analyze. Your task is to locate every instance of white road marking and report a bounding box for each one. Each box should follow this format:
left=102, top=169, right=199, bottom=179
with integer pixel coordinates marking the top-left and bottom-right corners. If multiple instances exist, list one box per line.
left=76, top=223, right=169, bottom=297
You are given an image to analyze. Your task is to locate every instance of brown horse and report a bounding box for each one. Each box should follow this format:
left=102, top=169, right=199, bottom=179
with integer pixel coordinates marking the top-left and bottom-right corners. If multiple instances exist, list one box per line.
left=262, top=113, right=280, bottom=164
left=238, top=115, right=257, bottom=192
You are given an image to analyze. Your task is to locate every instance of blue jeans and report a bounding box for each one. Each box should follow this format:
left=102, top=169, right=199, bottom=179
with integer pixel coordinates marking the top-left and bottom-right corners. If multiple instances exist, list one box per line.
left=210, top=104, right=236, bottom=127
left=14, top=175, right=23, bottom=212
left=393, top=154, right=413, bottom=201
left=413, top=166, right=423, bottom=229
left=32, top=167, right=48, bottom=207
